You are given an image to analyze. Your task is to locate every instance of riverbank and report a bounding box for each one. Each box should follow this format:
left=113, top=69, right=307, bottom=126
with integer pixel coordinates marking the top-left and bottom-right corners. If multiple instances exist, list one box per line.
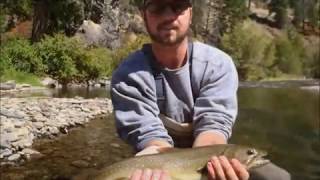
left=0, top=97, right=113, bottom=166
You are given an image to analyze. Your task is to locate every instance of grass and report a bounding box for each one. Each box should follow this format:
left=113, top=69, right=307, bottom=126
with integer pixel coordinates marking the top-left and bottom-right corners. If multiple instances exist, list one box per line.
left=262, top=74, right=307, bottom=81
left=0, top=68, right=43, bottom=86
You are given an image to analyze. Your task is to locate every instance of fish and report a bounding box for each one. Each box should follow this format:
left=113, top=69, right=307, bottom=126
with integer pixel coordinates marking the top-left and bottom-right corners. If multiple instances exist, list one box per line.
left=93, top=144, right=270, bottom=180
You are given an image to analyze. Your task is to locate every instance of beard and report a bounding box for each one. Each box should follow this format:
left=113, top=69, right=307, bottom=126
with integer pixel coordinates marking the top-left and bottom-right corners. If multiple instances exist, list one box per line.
left=145, top=18, right=190, bottom=46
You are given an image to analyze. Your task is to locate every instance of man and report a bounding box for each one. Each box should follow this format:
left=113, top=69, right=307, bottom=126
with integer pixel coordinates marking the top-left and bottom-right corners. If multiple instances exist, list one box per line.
left=111, top=0, right=291, bottom=179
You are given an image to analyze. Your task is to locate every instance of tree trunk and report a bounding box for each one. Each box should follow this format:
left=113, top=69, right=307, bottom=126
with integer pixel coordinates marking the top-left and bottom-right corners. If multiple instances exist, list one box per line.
left=31, top=0, right=50, bottom=42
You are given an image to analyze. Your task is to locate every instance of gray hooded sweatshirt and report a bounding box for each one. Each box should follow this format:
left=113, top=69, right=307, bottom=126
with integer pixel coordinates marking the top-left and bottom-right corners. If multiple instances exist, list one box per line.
left=111, top=41, right=238, bottom=151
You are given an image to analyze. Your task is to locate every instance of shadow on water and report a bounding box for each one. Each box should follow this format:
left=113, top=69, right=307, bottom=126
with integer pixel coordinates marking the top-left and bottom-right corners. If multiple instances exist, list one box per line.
left=0, top=81, right=319, bottom=180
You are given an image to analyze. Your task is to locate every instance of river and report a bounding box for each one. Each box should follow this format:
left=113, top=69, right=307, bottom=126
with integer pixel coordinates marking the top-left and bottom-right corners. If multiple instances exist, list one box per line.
left=1, top=80, right=319, bottom=180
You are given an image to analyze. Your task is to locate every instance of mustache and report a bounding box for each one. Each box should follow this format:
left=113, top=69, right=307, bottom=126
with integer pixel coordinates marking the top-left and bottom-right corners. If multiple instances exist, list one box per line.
left=157, top=20, right=178, bottom=30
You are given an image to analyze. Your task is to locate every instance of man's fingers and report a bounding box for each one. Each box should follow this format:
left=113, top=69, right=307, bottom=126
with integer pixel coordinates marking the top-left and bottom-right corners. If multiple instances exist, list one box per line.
left=130, top=169, right=143, bottom=180
left=207, top=161, right=216, bottom=180
left=219, top=156, right=239, bottom=180
left=211, top=156, right=226, bottom=180
left=159, top=170, right=171, bottom=180
left=151, top=169, right=162, bottom=180
left=142, top=168, right=152, bottom=180
left=231, top=159, right=249, bottom=180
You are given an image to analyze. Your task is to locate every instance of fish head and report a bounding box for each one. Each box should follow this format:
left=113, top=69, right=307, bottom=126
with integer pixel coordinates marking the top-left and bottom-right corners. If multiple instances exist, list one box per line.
left=224, top=145, right=270, bottom=170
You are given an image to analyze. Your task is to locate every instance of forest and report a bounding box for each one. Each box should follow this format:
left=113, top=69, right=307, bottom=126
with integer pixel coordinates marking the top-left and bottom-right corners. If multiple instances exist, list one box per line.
left=0, top=0, right=319, bottom=86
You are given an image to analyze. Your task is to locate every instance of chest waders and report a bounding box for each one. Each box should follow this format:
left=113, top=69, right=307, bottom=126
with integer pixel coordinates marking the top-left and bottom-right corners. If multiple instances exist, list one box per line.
left=142, top=43, right=197, bottom=147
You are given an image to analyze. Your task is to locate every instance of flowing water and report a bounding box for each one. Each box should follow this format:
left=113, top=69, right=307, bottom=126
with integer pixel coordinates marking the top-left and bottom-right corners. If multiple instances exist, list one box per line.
left=1, top=80, right=319, bottom=180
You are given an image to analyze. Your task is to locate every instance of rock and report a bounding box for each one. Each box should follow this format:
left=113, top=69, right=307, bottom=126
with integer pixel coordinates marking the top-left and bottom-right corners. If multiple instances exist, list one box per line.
left=110, top=143, right=121, bottom=148
left=0, top=97, right=113, bottom=164
left=0, top=149, right=13, bottom=158
left=71, top=160, right=90, bottom=168
left=0, top=109, right=24, bottom=119
left=7, top=153, right=21, bottom=161
left=75, top=20, right=113, bottom=47
left=18, top=84, right=31, bottom=88
left=14, top=120, right=26, bottom=128
left=0, top=81, right=16, bottom=90
left=21, top=148, right=41, bottom=156
left=11, top=139, right=32, bottom=149
left=33, top=122, right=44, bottom=129
left=1, top=132, right=19, bottom=144
left=41, top=77, right=58, bottom=88
left=93, top=83, right=101, bottom=88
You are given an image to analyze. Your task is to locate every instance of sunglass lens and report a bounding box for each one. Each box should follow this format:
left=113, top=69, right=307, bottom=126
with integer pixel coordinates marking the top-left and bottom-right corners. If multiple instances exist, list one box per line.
left=146, top=1, right=191, bottom=15
left=172, top=2, right=191, bottom=14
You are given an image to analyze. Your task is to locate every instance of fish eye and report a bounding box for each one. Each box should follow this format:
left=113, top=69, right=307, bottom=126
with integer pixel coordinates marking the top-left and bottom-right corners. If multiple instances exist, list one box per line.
left=247, top=149, right=257, bottom=155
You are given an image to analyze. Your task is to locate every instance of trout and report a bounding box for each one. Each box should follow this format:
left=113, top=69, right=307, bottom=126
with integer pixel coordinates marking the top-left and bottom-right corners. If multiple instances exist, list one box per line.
left=93, top=144, right=269, bottom=180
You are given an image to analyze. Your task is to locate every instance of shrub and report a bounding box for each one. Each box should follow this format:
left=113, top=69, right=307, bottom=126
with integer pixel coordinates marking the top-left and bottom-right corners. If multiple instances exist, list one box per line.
left=303, top=40, right=320, bottom=78
left=221, top=20, right=276, bottom=81
left=111, top=34, right=150, bottom=73
left=274, top=28, right=305, bottom=75
left=0, top=38, right=44, bottom=75
left=36, top=34, right=82, bottom=86
left=36, top=34, right=114, bottom=86
left=77, top=47, right=113, bottom=83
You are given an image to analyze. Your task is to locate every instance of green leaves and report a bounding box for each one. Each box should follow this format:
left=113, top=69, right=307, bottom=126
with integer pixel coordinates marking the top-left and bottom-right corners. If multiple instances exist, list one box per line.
left=221, top=21, right=276, bottom=80
left=1, top=38, right=44, bottom=75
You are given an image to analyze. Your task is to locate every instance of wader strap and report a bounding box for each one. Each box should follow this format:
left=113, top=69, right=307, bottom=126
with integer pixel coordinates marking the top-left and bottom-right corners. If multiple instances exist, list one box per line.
left=142, top=43, right=196, bottom=147
left=142, top=44, right=166, bottom=112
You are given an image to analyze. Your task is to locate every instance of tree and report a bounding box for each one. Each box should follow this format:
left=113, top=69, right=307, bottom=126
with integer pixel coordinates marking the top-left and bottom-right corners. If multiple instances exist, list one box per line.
left=191, top=0, right=248, bottom=45
left=32, top=0, right=85, bottom=42
left=221, top=21, right=276, bottom=80
left=274, top=29, right=305, bottom=75
left=0, top=0, right=33, bottom=20
left=269, top=0, right=289, bottom=29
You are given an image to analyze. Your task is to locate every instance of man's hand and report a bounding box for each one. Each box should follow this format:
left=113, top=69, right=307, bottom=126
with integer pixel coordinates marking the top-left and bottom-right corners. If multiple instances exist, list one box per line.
left=207, top=156, right=249, bottom=180
left=130, top=169, right=171, bottom=180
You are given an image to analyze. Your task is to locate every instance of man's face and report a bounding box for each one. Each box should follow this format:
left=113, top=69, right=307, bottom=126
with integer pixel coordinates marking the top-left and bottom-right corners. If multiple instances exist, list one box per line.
left=142, top=0, right=192, bottom=46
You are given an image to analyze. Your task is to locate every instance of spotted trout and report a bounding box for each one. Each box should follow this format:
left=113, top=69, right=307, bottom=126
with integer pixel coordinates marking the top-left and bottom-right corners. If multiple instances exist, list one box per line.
left=93, top=144, right=269, bottom=180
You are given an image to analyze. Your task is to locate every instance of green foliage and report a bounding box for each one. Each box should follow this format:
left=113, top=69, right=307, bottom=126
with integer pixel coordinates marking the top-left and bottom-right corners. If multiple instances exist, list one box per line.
left=292, top=0, right=320, bottom=29
left=111, top=34, right=150, bottom=73
left=32, top=0, right=86, bottom=41
left=0, top=50, right=9, bottom=77
left=48, top=0, right=85, bottom=35
left=269, top=0, right=289, bottom=29
left=221, top=0, right=249, bottom=32
left=221, top=20, right=316, bottom=81
left=0, top=8, right=6, bottom=34
left=303, top=41, right=320, bottom=78
left=36, top=34, right=83, bottom=85
left=0, top=38, right=45, bottom=75
left=0, top=68, right=42, bottom=86
left=221, top=21, right=276, bottom=80
left=0, top=0, right=33, bottom=19
left=36, top=34, right=114, bottom=86
left=78, top=47, right=113, bottom=82
left=274, top=29, right=305, bottom=75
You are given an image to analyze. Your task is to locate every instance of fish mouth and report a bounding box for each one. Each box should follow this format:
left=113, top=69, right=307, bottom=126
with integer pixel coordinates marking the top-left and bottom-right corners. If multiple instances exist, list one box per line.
left=247, top=151, right=270, bottom=169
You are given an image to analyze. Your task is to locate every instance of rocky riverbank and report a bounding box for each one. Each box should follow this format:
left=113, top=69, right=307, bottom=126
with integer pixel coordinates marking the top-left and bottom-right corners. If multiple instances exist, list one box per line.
left=0, top=97, right=113, bottom=166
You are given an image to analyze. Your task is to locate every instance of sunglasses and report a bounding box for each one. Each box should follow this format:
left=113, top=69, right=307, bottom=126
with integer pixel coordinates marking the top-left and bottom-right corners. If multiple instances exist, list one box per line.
left=144, top=1, right=192, bottom=15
